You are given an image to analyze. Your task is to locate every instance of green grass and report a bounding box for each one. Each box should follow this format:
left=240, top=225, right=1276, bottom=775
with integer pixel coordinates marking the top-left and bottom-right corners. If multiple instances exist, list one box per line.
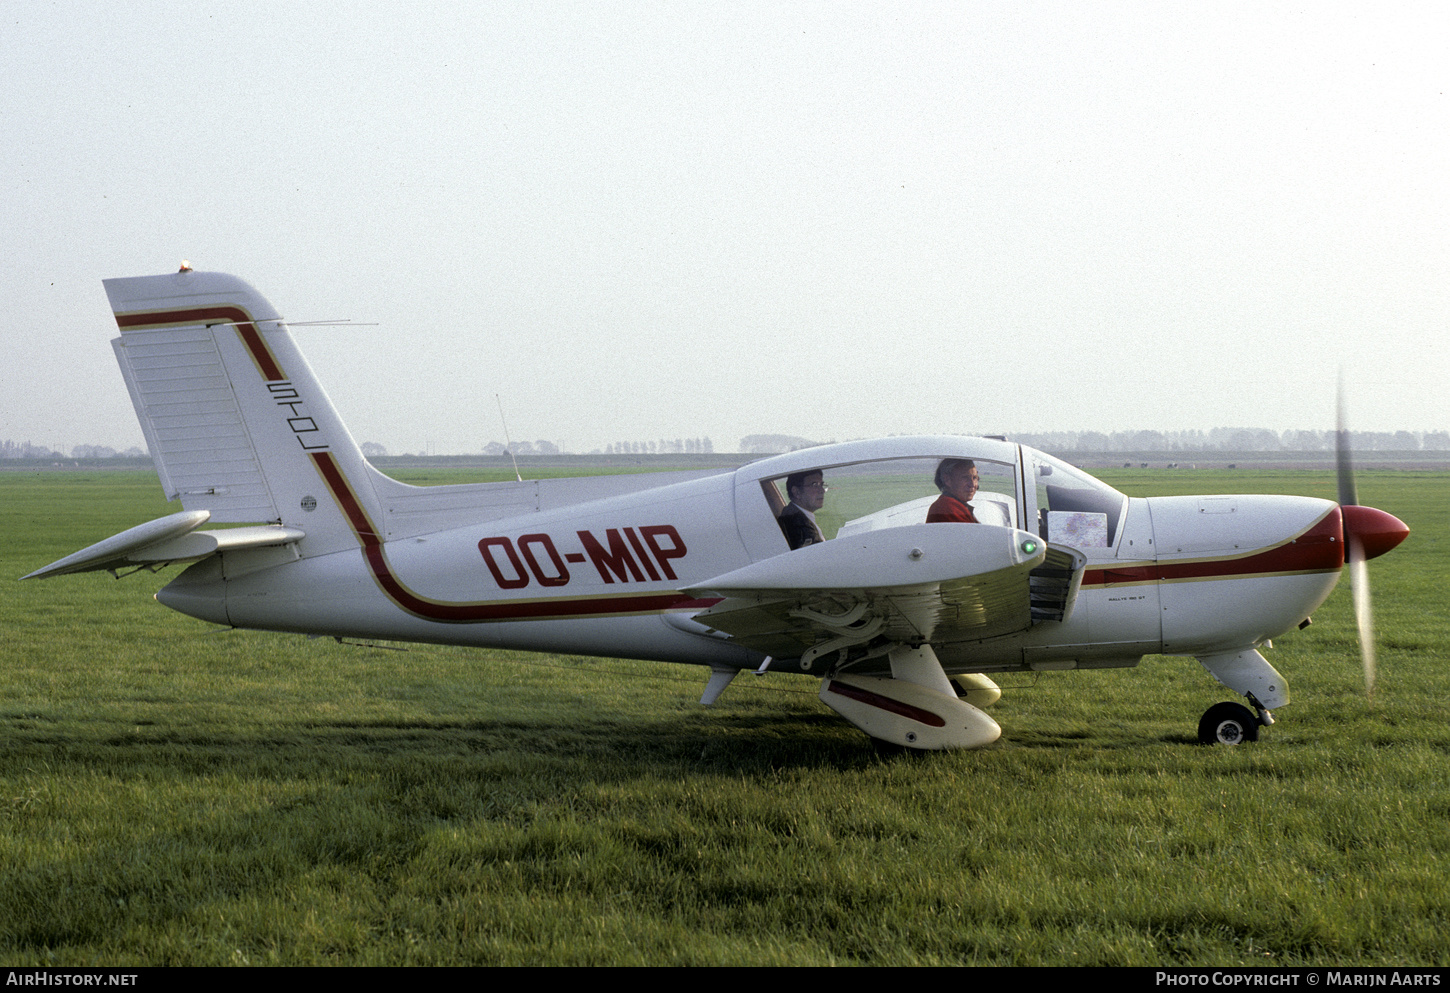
left=1, top=467, right=1447, bottom=965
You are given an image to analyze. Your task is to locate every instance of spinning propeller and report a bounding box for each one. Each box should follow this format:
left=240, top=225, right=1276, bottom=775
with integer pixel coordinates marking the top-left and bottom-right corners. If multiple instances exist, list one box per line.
left=1335, top=385, right=1410, bottom=701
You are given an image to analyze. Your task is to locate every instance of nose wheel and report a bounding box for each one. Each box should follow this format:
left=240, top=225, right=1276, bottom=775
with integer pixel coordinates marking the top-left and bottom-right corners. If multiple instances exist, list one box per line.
left=1198, top=702, right=1261, bottom=745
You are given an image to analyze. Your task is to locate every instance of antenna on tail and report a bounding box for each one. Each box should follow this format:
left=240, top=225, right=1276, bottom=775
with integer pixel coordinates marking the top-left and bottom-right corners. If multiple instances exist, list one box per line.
left=496, top=394, right=523, bottom=482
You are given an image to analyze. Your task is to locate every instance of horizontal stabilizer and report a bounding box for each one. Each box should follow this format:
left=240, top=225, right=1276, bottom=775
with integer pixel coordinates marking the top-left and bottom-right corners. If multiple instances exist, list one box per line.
left=22, top=511, right=304, bottom=580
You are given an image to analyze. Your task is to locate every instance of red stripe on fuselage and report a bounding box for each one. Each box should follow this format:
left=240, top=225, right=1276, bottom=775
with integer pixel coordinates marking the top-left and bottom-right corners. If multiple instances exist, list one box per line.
left=1082, top=506, right=1343, bottom=588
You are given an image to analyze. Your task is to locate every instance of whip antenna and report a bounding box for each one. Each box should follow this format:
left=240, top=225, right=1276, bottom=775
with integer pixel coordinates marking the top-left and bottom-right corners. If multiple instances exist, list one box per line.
left=496, top=394, right=523, bottom=482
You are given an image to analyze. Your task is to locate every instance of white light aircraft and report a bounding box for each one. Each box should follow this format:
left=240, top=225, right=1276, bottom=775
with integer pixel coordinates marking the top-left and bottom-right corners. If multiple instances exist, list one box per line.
left=26, top=270, right=1410, bottom=750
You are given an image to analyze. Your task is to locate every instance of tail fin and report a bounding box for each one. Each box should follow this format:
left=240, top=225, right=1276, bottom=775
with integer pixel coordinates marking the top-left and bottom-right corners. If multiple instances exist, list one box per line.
left=107, top=270, right=381, bottom=556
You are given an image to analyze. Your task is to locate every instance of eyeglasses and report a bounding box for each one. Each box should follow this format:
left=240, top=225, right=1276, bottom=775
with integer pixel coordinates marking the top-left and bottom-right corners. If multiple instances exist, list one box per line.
left=801, top=481, right=829, bottom=491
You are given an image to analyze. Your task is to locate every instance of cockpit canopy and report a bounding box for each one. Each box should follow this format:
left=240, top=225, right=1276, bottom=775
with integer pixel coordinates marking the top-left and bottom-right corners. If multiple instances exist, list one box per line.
left=733, top=437, right=1126, bottom=560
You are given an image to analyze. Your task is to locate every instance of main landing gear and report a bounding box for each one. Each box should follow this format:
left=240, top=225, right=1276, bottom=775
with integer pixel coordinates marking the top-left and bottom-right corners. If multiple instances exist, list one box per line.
left=1197, top=701, right=1270, bottom=745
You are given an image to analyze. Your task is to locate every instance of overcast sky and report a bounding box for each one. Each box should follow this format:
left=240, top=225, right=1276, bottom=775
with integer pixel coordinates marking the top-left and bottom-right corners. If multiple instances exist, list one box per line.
left=5, top=1, right=1446, bottom=455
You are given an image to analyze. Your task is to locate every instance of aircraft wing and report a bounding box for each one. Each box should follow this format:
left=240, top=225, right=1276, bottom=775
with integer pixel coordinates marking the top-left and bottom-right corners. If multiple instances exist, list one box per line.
left=22, top=510, right=305, bottom=580
left=685, top=524, right=1083, bottom=663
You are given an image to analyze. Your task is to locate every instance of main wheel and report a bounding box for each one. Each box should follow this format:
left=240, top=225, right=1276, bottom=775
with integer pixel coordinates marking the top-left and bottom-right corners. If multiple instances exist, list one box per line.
left=1198, top=702, right=1260, bottom=745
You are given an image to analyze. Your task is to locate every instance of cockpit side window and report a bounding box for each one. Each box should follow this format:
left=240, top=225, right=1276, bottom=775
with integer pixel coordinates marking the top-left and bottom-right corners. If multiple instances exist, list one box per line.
left=761, top=456, right=1019, bottom=548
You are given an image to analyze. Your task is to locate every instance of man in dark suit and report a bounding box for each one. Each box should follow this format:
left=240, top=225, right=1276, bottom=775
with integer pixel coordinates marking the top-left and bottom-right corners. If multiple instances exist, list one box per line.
left=778, top=470, right=827, bottom=549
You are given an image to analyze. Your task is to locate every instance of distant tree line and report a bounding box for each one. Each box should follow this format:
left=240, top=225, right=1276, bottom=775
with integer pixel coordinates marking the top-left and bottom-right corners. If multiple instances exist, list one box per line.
left=365, top=438, right=718, bottom=457
left=482, top=440, right=563, bottom=456
left=739, top=434, right=823, bottom=454
left=14, top=428, right=1448, bottom=462
left=1, top=440, right=147, bottom=460
left=598, top=438, right=713, bottom=455
left=1010, top=428, right=1450, bottom=452
left=726, top=429, right=1450, bottom=455
left=1, top=440, right=63, bottom=459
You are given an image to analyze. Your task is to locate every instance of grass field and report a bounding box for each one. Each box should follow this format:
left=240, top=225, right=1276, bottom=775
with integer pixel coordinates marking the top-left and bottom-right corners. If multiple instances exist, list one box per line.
left=1, top=466, right=1447, bottom=965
